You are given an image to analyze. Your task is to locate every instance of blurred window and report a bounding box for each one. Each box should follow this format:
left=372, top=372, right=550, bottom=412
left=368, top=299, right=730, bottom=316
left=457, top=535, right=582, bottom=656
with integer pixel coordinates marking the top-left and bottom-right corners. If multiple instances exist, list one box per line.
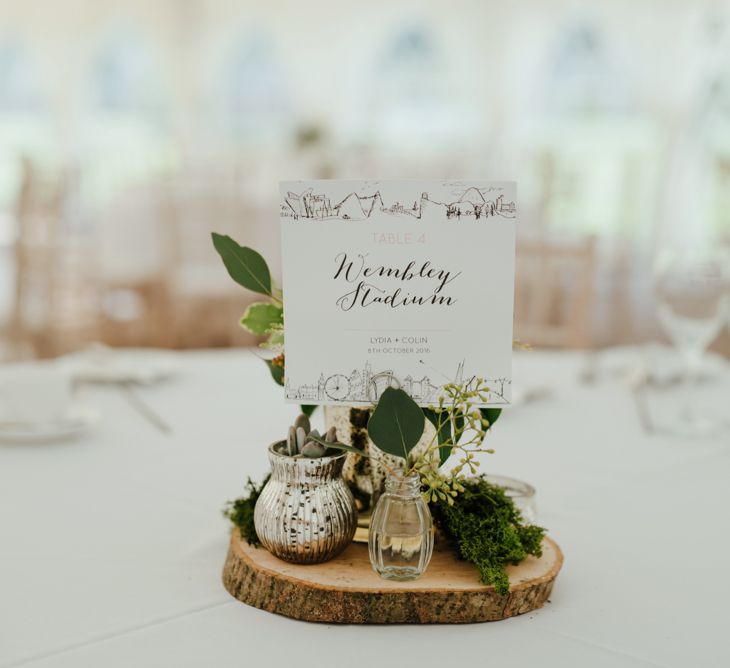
left=703, top=72, right=730, bottom=239
left=529, top=20, right=661, bottom=239
left=544, top=22, right=629, bottom=116
left=81, top=27, right=173, bottom=208
left=216, top=31, right=291, bottom=143
left=0, top=39, right=44, bottom=112
left=364, top=25, right=470, bottom=147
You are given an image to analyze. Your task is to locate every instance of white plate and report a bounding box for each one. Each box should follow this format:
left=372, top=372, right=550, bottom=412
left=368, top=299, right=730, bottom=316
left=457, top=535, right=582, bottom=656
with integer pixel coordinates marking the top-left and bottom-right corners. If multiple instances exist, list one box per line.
left=63, top=347, right=179, bottom=385
left=602, top=344, right=728, bottom=387
left=0, top=405, right=99, bottom=443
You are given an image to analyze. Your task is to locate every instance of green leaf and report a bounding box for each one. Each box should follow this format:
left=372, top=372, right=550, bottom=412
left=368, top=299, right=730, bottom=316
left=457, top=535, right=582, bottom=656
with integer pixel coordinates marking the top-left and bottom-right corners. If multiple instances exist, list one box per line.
left=478, top=408, right=502, bottom=443
left=264, top=359, right=284, bottom=386
left=212, top=233, right=272, bottom=296
left=261, top=327, right=284, bottom=351
left=240, top=302, right=283, bottom=335
left=438, top=448, right=451, bottom=467
left=300, top=404, right=317, bottom=418
left=368, top=387, right=425, bottom=460
left=479, top=408, right=502, bottom=430
left=423, top=408, right=453, bottom=466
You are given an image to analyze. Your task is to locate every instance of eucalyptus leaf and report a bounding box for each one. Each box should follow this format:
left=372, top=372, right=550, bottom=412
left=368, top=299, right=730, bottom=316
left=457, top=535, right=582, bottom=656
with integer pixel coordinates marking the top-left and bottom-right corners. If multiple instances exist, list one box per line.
left=479, top=408, right=502, bottom=430
left=264, top=359, right=285, bottom=386
left=300, top=404, right=318, bottom=418
left=368, top=387, right=425, bottom=460
left=423, top=407, right=453, bottom=466
left=478, top=407, right=502, bottom=443
left=211, top=233, right=272, bottom=296
left=240, top=302, right=283, bottom=335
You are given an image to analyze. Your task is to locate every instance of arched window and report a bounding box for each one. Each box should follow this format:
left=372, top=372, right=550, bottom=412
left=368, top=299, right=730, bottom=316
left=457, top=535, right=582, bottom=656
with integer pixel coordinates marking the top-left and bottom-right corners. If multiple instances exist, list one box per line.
left=89, top=28, right=163, bottom=114
left=681, top=67, right=730, bottom=243
left=377, top=26, right=439, bottom=100
left=543, top=22, right=628, bottom=116
left=527, top=19, right=655, bottom=239
left=82, top=27, right=170, bottom=206
left=0, top=39, right=45, bottom=112
left=364, top=24, right=464, bottom=147
left=217, top=31, right=291, bottom=141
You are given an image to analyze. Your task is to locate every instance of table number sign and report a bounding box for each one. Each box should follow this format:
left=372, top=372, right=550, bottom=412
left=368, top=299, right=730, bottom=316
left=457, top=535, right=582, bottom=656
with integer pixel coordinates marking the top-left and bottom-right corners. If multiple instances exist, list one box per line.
left=280, top=180, right=516, bottom=407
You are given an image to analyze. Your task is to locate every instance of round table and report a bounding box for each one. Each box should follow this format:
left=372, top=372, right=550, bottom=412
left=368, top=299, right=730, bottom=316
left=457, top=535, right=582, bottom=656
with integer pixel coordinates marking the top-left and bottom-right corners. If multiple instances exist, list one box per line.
left=1, top=348, right=729, bottom=667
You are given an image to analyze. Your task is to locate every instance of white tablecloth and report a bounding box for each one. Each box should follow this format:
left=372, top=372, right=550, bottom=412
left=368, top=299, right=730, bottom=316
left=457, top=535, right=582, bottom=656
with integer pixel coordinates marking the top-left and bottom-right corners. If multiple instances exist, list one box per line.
left=1, top=349, right=729, bottom=668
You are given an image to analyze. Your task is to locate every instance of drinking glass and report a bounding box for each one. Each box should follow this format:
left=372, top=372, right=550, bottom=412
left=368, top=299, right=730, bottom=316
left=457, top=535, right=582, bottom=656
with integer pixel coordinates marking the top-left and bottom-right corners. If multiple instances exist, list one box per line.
left=653, top=246, right=729, bottom=436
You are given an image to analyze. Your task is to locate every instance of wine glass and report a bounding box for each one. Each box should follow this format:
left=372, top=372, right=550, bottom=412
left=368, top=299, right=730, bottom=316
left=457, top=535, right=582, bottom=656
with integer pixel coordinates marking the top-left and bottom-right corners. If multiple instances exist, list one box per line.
left=653, top=246, right=729, bottom=436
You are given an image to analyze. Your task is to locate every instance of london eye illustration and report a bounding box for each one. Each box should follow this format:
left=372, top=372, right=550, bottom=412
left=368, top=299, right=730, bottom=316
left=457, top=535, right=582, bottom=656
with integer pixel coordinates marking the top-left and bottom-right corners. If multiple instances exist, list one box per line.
left=324, top=374, right=350, bottom=401
left=284, top=360, right=511, bottom=405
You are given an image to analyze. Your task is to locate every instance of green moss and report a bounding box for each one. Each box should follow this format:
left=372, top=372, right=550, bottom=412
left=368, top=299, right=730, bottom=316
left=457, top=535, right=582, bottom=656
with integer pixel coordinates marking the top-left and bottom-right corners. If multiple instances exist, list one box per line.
left=223, top=475, right=270, bottom=546
left=430, top=476, right=546, bottom=595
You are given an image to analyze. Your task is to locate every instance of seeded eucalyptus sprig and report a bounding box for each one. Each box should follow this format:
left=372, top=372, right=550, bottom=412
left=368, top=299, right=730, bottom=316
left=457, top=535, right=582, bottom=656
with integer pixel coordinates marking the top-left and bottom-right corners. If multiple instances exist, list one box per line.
left=414, top=379, right=501, bottom=504
left=365, top=381, right=501, bottom=503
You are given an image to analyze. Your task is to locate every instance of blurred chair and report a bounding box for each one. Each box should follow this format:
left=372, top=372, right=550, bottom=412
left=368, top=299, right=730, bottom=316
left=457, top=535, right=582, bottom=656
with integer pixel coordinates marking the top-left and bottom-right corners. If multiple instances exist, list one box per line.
left=514, top=236, right=597, bottom=349
left=96, top=173, right=258, bottom=350
left=96, top=182, right=175, bottom=349
left=10, top=160, right=101, bottom=358
left=162, top=168, right=258, bottom=349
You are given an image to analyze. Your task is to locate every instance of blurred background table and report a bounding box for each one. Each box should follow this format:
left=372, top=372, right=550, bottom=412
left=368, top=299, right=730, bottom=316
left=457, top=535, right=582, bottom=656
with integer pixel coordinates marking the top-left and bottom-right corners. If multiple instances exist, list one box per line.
left=1, top=348, right=728, bottom=668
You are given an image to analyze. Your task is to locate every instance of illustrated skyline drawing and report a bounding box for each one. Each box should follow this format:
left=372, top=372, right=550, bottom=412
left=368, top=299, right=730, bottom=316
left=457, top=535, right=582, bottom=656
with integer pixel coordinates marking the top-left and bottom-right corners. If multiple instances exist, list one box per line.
left=281, top=185, right=516, bottom=222
left=284, top=359, right=511, bottom=405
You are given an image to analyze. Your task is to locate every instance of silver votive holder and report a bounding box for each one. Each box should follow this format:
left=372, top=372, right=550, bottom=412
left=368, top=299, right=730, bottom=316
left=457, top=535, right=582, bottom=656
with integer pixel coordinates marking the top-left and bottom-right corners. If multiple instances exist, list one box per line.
left=253, top=441, right=358, bottom=564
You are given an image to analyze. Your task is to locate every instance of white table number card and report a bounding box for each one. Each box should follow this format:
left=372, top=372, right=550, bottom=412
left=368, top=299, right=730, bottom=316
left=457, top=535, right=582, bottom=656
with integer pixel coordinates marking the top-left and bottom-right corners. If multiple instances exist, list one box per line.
left=280, top=180, right=516, bottom=407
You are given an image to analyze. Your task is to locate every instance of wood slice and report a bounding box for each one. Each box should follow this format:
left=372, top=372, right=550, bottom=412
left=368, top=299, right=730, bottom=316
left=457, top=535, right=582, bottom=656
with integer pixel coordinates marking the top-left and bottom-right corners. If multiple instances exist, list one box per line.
left=222, top=531, right=563, bottom=624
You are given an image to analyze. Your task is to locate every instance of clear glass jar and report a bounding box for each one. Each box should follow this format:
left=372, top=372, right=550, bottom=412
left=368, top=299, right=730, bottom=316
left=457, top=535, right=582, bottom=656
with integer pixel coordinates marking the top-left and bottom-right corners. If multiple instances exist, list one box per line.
left=368, top=472, right=433, bottom=581
left=484, top=474, right=537, bottom=524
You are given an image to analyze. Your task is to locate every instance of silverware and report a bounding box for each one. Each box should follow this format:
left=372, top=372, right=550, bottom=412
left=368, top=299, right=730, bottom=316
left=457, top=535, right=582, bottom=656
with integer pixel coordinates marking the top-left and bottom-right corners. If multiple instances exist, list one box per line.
left=627, top=370, right=655, bottom=435
left=119, top=381, right=172, bottom=435
left=579, top=350, right=599, bottom=385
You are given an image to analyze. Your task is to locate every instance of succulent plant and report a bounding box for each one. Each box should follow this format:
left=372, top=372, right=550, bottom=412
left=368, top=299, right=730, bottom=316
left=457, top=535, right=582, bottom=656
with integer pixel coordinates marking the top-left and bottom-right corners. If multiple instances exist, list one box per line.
left=283, top=413, right=343, bottom=458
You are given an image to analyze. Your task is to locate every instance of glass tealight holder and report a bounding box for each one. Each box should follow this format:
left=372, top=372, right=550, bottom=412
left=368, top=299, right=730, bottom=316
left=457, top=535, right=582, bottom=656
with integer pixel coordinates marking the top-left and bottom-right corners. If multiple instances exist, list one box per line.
left=484, top=474, right=537, bottom=524
left=368, top=472, right=433, bottom=581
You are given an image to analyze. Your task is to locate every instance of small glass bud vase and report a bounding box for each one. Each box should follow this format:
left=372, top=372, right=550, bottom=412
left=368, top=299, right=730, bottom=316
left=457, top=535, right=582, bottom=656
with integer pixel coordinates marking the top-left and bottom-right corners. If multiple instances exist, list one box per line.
left=368, top=472, right=434, bottom=581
